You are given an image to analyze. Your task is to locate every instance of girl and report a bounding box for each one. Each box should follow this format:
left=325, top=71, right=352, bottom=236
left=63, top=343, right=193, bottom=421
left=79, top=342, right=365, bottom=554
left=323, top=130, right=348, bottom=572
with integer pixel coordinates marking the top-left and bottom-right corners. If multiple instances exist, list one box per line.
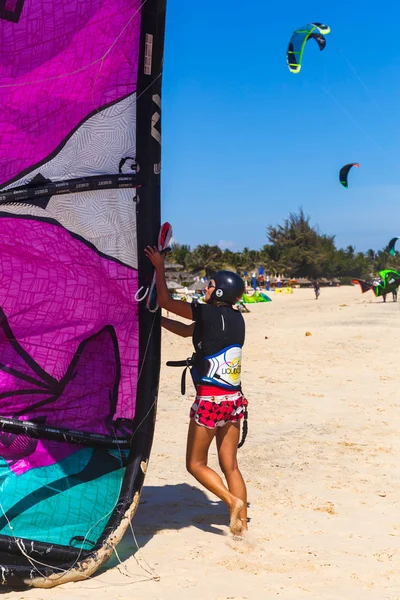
left=145, top=245, right=248, bottom=536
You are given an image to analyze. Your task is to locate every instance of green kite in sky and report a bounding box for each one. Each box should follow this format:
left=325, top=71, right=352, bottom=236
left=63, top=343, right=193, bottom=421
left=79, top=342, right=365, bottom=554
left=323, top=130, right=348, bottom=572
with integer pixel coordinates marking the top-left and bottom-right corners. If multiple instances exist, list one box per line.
left=287, top=23, right=331, bottom=74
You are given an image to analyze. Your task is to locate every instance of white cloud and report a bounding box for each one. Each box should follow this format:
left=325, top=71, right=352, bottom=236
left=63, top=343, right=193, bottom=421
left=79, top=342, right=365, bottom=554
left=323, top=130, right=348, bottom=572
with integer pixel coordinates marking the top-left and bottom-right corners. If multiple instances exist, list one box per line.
left=218, top=239, right=235, bottom=250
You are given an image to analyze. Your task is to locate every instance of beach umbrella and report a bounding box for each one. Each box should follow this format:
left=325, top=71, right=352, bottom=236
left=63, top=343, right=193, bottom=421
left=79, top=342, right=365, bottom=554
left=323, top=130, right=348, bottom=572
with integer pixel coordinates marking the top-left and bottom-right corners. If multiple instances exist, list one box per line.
left=187, top=281, right=206, bottom=291
left=165, top=262, right=184, bottom=270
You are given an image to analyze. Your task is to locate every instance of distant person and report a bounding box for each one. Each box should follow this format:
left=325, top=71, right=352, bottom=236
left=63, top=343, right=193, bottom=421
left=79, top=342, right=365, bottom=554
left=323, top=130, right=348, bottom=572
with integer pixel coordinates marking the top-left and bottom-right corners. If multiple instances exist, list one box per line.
left=266, top=275, right=270, bottom=291
left=313, top=280, right=320, bottom=300
left=236, top=298, right=250, bottom=313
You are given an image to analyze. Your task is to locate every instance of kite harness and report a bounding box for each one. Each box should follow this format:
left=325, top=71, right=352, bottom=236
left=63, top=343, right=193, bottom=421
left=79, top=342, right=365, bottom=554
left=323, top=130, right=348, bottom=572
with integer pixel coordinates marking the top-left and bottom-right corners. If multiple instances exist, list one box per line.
left=167, top=346, right=248, bottom=448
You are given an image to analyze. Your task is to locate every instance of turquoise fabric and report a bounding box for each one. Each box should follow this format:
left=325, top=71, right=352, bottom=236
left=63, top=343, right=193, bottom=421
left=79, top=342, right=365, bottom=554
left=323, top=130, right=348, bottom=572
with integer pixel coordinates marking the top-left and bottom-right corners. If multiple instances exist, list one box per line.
left=0, top=448, right=127, bottom=549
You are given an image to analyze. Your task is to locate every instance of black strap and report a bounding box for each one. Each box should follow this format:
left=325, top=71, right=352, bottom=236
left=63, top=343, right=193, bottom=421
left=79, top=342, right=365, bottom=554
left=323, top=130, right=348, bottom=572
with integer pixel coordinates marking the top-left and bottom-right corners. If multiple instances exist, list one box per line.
left=166, top=356, right=196, bottom=396
left=238, top=401, right=248, bottom=448
left=166, top=359, right=192, bottom=367
left=180, top=366, right=188, bottom=395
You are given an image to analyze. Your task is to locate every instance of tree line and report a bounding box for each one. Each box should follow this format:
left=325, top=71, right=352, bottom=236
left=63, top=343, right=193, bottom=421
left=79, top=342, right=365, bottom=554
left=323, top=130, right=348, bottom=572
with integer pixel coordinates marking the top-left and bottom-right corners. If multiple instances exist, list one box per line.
left=169, top=209, right=397, bottom=282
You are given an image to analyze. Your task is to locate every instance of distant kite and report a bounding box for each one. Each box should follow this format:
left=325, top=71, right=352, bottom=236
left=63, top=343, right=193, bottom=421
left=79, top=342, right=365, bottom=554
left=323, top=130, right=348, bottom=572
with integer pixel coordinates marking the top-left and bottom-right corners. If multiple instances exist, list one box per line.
left=287, top=23, right=331, bottom=74
left=352, top=269, right=400, bottom=297
left=388, top=237, right=400, bottom=256
left=339, top=163, right=360, bottom=188
left=351, top=278, right=373, bottom=294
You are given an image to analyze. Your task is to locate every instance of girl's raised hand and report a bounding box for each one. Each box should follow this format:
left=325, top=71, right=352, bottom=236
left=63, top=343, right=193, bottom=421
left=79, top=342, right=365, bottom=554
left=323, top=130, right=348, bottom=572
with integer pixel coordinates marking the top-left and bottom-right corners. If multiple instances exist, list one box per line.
left=144, top=245, right=165, bottom=269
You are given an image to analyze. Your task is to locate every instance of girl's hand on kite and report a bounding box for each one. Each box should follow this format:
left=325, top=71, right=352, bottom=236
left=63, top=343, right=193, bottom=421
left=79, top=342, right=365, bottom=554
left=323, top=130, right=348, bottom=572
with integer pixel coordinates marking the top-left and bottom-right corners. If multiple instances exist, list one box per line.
left=144, top=245, right=165, bottom=269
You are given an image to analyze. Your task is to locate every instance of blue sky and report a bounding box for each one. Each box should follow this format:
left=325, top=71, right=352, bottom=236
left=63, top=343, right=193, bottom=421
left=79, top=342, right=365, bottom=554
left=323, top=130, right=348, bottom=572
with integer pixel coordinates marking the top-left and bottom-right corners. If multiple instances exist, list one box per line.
left=161, top=1, right=400, bottom=253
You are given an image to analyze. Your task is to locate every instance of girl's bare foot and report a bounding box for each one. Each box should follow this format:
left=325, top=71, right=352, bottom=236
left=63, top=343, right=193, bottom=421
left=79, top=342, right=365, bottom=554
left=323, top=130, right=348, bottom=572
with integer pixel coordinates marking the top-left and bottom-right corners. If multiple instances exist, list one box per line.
left=229, top=499, right=244, bottom=535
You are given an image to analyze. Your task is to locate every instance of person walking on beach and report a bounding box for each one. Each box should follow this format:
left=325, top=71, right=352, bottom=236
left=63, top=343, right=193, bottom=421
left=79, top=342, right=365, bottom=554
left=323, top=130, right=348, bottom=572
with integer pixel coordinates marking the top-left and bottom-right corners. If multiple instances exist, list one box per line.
left=145, top=245, right=248, bottom=537
left=313, top=280, right=320, bottom=300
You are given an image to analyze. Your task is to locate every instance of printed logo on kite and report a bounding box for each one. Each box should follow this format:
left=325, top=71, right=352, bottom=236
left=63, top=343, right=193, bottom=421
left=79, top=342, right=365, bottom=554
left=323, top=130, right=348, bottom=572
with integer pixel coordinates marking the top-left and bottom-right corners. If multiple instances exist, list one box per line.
left=0, top=0, right=25, bottom=23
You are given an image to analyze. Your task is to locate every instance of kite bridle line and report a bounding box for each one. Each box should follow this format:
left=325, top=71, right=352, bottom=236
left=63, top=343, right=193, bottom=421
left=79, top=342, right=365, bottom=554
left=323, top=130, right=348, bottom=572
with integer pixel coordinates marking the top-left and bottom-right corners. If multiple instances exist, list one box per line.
left=0, top=420, right=159, bottom=585
left=0, top=504, right=158, bottom=588
left=335, top=48, right=400, bottom=173
left=321, top=85, right=390, bottom=159
left=338, top=48, right=390, bottom=128
left=0, top=417, right=132, bottom=581
left=318, top=43, right=400, bottom=171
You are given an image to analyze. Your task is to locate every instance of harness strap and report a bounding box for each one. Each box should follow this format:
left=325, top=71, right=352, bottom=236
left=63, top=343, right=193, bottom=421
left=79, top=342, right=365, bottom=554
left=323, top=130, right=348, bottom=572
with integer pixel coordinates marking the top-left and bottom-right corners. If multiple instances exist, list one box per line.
left=238, top=398, right=248, bottom=448
left=165, top=359, right=193, bottom=367
left=166, top=356, right=195, bottom=395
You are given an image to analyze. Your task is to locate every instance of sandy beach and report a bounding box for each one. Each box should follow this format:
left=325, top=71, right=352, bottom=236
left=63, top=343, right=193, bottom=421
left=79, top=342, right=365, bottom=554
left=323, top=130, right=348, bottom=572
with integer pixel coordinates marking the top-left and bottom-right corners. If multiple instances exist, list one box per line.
left=6, top=285, right=400, bottom=600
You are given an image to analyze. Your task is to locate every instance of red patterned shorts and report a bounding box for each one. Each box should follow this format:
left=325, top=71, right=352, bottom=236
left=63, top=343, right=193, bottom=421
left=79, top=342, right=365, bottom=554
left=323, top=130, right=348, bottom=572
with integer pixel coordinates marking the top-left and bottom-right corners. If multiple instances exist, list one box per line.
left=190, top=390, right=246, bottom=429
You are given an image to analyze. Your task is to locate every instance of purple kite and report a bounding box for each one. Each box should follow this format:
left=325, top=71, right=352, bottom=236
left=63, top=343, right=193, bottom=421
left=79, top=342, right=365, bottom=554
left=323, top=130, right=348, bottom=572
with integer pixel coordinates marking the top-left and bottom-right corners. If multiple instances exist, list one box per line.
left=0, top=0, right=167, bottom=587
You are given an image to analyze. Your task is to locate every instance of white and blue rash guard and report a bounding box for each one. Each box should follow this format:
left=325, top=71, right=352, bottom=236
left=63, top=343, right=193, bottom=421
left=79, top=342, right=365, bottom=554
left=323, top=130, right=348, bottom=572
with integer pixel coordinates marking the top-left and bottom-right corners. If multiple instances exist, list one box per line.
left=191, top=300, right=245, bottom=391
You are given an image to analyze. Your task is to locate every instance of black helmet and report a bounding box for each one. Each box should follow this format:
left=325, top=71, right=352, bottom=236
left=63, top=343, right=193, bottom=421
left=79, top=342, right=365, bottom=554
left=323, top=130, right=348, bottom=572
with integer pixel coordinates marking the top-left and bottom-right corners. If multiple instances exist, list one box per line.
left=211, top=270, right=245, bottom=305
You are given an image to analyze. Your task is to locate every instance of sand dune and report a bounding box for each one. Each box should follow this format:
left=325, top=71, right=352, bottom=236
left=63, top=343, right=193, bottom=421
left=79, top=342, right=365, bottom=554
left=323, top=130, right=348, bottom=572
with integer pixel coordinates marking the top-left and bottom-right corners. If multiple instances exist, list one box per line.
left=7, top=286, right=400, bottom=600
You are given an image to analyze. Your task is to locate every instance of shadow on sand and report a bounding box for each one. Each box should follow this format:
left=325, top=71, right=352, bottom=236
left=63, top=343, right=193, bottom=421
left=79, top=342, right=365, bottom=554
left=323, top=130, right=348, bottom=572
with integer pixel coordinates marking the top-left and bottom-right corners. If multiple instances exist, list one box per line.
left=100, top=483, right=228, bottom=573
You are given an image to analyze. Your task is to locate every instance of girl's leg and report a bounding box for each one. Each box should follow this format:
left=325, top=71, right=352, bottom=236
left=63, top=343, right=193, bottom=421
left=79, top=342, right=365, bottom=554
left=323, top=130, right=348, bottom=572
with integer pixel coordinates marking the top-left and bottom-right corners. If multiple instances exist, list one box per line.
left=216, top=422, right=248, bottom=528
left=186, top=419, right=243, bottom=534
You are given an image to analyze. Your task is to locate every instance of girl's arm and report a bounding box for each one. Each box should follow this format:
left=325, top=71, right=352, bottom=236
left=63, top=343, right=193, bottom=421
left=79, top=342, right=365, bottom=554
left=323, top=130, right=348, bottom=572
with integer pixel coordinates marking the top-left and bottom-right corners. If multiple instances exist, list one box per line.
left=162, top=317, right=195, bottom=338
left=144, top=245, right=193, bottom=320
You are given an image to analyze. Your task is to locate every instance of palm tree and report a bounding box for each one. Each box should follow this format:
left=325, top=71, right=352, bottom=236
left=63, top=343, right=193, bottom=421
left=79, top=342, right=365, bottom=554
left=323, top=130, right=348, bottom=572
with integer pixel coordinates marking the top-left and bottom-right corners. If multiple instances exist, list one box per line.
left=169, top=243, right=191, bottom=268
left=186, top=244, right=224, bottom=276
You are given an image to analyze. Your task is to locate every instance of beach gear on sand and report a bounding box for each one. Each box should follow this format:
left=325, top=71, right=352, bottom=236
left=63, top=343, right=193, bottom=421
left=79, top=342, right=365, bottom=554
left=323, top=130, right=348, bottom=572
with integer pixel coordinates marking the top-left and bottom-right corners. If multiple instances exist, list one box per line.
left=242, top=291, right=272, bottom=303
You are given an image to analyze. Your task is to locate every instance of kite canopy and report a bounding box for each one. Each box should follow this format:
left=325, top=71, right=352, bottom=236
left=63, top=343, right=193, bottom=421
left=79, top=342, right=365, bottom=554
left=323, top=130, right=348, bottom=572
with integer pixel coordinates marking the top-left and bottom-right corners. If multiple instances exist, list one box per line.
left=375, top=269, right=400, bottom=296
left=287, top=22, right=331, bottom=74
left=0, top=0, right=167, bottom=588
left=339, top=163, right=360, bottom=188
left=352, top=270, right=400, bottom=297
left=388, top=237, right=400, bottom=256
left=351, top=278, right=373, bottom=294
left=242, top=292, right=271, bottom=304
